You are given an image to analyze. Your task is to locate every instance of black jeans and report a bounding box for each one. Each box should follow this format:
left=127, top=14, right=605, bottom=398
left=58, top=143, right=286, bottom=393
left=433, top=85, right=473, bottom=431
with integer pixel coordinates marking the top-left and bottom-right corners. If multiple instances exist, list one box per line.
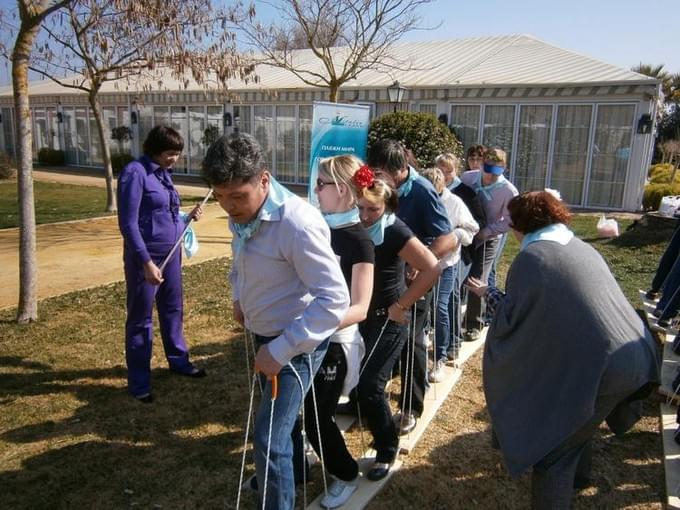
left=304, top=342, right=359, bottom=482
left=399, top=290, right=432, bottom=418
left=465, top=238, right=500, bottom=331
left=357, top=315, right=408, bottom=463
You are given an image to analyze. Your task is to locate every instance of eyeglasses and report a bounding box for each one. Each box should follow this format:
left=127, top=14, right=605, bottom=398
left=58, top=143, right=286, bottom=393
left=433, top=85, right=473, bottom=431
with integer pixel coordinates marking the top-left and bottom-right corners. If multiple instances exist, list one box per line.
left=316, top=178, right=335, bottom=190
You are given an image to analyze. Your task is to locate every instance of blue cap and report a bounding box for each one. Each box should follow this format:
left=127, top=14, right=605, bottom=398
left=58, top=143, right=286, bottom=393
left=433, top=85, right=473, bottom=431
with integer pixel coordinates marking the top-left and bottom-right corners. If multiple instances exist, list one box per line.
left=483, top=163, right=504, bottom=175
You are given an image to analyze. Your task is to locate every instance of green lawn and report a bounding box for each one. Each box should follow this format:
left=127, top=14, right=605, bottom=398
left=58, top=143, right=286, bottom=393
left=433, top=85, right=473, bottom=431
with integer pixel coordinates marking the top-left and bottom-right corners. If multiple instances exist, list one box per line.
left=0, top=213, right=671, bottom=509
left=0, top=180, right=113, bottom=228
left=0, top=180, right=207, bottom=229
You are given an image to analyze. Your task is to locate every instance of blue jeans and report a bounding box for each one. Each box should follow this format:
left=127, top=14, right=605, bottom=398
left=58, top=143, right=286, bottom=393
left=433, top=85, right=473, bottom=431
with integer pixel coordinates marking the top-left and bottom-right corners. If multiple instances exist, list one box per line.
left=434, top=265, right=455, bottom=361
left=253, top=335, right=329, bottom=510
left=488, top=233, right=508, bottom=287
left=450, top=258, right=472, bottom=354
left=651, top=223, right=680, bottom=294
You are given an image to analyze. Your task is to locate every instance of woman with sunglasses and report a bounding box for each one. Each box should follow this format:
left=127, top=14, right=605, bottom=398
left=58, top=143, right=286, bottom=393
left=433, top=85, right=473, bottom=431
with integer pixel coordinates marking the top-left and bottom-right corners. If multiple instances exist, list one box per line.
left=355, top=172, right=440, bottom=482
left=304, top=155, right=375, bottom=509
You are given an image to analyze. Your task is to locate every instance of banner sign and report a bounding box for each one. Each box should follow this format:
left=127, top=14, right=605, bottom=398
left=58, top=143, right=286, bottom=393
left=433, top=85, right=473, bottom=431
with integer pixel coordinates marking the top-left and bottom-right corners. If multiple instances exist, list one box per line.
left=308, top=101, right=371, bottom=206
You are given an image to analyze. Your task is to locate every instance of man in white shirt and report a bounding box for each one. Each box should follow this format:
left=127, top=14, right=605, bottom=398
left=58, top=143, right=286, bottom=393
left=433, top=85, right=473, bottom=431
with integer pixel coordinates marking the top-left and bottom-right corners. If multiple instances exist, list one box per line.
left=201, top=133, right=349, bottom=510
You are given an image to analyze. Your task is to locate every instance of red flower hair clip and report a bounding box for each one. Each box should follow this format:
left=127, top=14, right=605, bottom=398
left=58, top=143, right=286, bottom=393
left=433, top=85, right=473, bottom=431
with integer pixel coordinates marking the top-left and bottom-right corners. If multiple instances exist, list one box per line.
left=352, top=165, right=375, bottom=190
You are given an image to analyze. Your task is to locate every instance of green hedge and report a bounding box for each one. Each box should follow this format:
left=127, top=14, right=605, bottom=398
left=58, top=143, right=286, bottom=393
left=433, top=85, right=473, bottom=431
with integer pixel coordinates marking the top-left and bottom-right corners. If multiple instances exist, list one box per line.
left=648, top=163, right=680, bottom=184
left=111, top=153, right=135, bottom=175
left=37, top=147, right=65, bottom=166
left=0, top=152, right=15, bottom=179
left=643, top=182, right=680, bottom=211
left=367, top=111, right=462, bottom=168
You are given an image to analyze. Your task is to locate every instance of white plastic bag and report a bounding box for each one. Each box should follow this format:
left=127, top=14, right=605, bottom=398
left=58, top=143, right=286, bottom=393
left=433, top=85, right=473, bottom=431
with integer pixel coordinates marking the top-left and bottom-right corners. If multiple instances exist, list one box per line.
left=597, top=214, right=619, bottom=238
left=659, top=195, right=680, bottom=217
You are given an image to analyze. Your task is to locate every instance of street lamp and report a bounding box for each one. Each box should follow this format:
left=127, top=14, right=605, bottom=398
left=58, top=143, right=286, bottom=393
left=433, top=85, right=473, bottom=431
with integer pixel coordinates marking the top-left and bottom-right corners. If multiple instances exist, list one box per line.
left=387, top=80, right=407, bottom=113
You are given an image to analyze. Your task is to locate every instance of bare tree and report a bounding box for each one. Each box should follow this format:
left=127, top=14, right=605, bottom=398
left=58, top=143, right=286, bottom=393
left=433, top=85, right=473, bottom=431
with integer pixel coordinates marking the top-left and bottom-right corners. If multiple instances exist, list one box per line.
left=6, top=0, right=71, bottom=323
left=24, top=0, right=253, bottom=213
left=237, top=0, right=436, bottom=102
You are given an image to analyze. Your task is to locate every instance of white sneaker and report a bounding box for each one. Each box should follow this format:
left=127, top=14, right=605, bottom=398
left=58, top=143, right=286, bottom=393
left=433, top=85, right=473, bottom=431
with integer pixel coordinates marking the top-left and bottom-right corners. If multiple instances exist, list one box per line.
left=320, top=478, right=358, bottom=509
left=428, top=359, right=446, bottom=383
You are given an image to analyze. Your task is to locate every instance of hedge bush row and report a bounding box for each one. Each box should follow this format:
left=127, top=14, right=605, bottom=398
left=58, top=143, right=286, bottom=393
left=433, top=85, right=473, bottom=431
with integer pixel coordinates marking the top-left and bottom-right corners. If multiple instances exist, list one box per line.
left=643, top=163, right=680, bottom=210
left=0, top=152, right=15, bottom=179
left=368, top=111, right=462, bottom=168
left=37, top=147, right=65, bottom=166
left=111, top=153, right=135, bottom=175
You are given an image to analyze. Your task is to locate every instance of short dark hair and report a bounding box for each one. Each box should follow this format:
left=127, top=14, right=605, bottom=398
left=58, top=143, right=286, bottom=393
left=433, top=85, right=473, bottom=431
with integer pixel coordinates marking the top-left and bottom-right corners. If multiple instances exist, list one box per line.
left=367, top=139, right=406, bottom=175
left=466, top=144, right=486, bottom=159
left=201, top=133, right=267, bottom=185
left=143, top=125, right=184, bottom=156
left=508, top=191, right=572, bottom=234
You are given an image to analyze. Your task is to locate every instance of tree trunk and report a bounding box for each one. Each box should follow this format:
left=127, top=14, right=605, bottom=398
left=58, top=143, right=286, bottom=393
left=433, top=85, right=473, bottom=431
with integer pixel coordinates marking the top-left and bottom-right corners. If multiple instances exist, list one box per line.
left=88, top=90, right=117, bottom=212
left=329, top=82, right=339, bottom=102
left=12, top=23, right=41, bottom=323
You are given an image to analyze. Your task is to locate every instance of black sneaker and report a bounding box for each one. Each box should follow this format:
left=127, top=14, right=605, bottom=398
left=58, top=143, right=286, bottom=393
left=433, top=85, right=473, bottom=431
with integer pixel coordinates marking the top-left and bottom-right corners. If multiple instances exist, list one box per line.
left=646, top=289, right=661, bottom=300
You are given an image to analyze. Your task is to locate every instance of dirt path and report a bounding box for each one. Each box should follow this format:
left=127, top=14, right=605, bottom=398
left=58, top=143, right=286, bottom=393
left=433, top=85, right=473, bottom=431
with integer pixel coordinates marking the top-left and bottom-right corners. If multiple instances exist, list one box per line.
left=0, top=199, right=232, bottom=311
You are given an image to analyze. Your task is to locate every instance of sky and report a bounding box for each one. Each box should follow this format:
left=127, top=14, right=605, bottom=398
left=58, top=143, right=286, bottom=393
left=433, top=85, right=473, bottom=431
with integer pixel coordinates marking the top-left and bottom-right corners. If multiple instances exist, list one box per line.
left=0, top=0, right=678, bottom=87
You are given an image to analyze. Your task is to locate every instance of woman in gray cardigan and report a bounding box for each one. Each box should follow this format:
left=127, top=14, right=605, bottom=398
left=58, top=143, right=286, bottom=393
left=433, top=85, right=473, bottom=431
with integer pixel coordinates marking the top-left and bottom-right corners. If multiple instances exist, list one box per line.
left=467, top=191, right=659, bottom=510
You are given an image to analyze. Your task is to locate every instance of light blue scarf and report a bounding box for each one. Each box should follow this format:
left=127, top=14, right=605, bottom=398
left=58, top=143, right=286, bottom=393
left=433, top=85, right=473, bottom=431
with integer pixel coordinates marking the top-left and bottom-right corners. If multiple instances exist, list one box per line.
left=475, top=172, right=508, bottom=201
left=323, top=207, right=360, bottom=229
left=232, top=177, right=295, bottom=255
left=398, top=166, right=419, bottom=198
left=447, top=176, right=462, bottom=191
left=520, top=223, right=574, bottom=251
left=179, top=211, right=199, bottom=258
left=366, top=213, right=396, bottom=246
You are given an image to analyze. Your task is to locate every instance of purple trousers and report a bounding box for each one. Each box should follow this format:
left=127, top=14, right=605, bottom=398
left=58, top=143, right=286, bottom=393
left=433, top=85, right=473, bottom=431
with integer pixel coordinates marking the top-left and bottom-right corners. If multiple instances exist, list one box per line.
left=124, top=248, right=192, bottom=397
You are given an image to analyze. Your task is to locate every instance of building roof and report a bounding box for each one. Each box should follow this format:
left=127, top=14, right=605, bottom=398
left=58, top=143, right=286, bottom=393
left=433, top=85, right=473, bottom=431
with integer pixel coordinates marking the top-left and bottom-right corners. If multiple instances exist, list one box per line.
left=0, top=34, right=657, bottom=98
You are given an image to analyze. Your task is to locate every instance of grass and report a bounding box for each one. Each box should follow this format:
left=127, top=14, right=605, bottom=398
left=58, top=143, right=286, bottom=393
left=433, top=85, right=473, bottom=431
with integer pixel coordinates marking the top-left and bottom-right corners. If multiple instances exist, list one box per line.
left=0, top=179, right=207, bottom=229
left=0, top=213, right=672, bottom=509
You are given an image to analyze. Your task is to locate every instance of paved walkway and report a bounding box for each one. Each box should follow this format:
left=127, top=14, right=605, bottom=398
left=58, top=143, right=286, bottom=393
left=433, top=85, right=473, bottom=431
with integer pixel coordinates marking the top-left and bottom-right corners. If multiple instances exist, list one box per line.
left=0, top=171, right=232, bottom=310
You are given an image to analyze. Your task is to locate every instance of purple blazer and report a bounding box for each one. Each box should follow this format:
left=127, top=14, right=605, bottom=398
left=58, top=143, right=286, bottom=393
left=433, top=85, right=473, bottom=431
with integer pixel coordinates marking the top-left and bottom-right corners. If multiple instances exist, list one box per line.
left=117, top=155, right=183, bottom=265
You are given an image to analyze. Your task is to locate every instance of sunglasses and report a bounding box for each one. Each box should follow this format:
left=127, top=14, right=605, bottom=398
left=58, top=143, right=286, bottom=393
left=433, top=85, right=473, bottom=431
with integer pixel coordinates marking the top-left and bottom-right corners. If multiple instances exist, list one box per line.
left=316, top=178, right=336, bottom=190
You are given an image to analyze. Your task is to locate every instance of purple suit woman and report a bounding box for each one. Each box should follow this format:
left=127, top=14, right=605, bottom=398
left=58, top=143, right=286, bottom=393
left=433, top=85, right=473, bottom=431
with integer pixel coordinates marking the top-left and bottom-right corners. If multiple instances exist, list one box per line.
left=117, top=125, right=206, bottom=403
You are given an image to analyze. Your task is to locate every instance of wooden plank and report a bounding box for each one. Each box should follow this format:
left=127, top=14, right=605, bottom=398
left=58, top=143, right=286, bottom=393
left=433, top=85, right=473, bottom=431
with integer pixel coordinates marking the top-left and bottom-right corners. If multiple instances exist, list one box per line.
left=398, top=330, right=486, bottom=454
left=639, top=289, right=678, bottom=337
left=305, top=456, right=403, bottom=510
left=660, top=403, right=680, bottom=510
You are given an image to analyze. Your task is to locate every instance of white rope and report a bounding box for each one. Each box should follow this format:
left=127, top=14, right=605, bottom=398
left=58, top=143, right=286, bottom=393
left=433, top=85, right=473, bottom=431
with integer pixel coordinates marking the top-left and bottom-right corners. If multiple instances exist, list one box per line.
left=432, top=277, right=440, bottom=400
left=235, top=372, right=258, bottom=510
left=304, top=355, right=328, bottom=503
left=261, top=378, right=276, bottom=510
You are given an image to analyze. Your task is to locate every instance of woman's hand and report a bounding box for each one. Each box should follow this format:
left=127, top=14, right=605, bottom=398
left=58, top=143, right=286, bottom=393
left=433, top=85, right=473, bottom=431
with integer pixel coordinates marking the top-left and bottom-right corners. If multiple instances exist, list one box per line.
left=143, top=260, right=164, bottom=285
left=465, top=276, right=487, bottom=297
left=255, top=345, right=283, bottom=378
left=388, top=301, right=409, bottom=324
left=189, top=204, right=203, bottom=221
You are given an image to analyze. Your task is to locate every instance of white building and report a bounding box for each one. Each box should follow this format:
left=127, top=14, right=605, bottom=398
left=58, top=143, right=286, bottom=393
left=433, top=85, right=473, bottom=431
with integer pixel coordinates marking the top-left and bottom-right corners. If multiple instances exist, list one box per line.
left=0, top=34, right=660, bottom=210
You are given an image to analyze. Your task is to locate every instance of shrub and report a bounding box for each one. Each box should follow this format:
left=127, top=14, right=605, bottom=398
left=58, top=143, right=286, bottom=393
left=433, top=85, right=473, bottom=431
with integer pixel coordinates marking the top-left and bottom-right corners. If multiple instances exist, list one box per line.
left=367, top=111, right=463, bottom=168
left=36, top=147, right=65, bottom=166
left=648, top=163, right=679, bottom=184
left=643, top=182, right=680, bottom=211
left=0, top=151, right=15, bottom=179
left=111, top=153, right=135, bottom=175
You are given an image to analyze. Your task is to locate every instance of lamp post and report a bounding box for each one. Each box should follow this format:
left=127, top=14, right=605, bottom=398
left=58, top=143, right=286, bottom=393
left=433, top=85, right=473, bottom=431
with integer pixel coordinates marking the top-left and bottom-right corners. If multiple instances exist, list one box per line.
left=387, top=80, right=407, bottom=113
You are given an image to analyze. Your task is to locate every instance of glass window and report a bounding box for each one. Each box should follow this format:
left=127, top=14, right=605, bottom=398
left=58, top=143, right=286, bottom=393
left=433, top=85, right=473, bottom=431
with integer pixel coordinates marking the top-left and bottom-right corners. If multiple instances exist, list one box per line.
left=234, top=105, right=252, bottom=134
left=482, top=105, right=516, bottom=164
left=550, top=105, right=592, bottom=206
left=188, top=106, right=206, bottom=174
left=153, top=106, right=169, bottom=128
left=46, top=108, right=58, bottom=150
left=587, top=105, right=636, bottom=208
left=117, top=106, right=131, bottom=155
left=275, top=105, right=296, bottom=183
left=419, top=104, right=437, bottom=116
left=102, top=106, right=117, bottom=154
left=75, top=107, right=90, bottom=165
left=62, top=107, right=77, bottom=164
left=253, top=105, right=273, bottom=168
left=138, top=105, right=153, bottom=155
left=298, top=105, right=313, bottom=184
left=88, top=109, right=103, bottom=166
left=450, top=105, right=480, bottom=154
left=1, top=107, right=16, bottom=157
left=32, top=108, right=47, bottom=157
left=170, top=106, right=188, bottom=173
left=514, top=105, right=552, bottom=192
